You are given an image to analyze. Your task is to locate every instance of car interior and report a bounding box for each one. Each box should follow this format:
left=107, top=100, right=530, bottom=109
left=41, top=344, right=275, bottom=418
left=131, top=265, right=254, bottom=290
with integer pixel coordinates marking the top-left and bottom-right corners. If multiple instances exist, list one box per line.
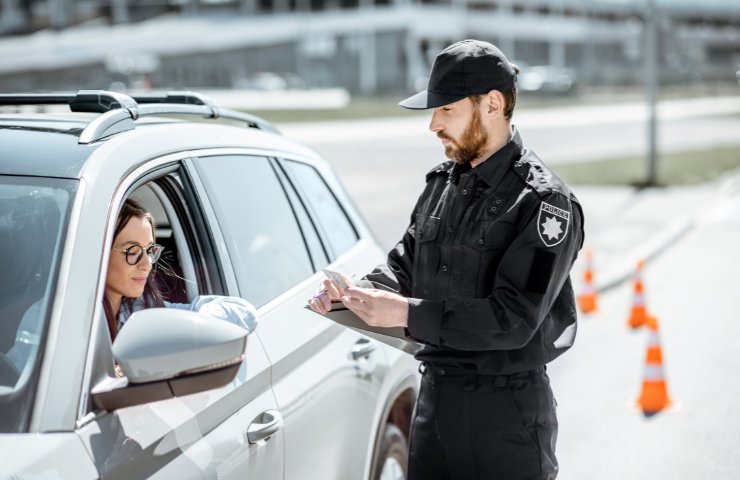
left=0, top=192, right=60, bottom=387
left=129, top=182, right=195, bottom=306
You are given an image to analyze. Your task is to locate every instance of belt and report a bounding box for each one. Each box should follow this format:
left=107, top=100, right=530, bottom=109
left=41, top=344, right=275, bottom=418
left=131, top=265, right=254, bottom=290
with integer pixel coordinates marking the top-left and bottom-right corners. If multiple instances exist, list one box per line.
left=419, top=362, right=546, bottom=390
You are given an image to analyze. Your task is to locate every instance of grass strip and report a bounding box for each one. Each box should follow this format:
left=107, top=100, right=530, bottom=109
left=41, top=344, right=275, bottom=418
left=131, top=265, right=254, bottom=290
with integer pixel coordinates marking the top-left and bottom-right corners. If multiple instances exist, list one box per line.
left=554, top=145, right=740, bottom=186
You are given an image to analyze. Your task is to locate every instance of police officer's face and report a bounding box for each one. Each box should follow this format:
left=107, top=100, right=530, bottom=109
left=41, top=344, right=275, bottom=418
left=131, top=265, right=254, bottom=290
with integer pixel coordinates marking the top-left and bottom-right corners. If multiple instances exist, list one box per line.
left=429, top=97, right=489, bottom=164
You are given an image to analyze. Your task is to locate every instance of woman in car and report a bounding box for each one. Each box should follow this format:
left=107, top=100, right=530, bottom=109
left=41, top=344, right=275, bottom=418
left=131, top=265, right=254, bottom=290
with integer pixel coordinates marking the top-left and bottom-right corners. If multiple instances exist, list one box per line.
left=105, top=197, right=257, bottom=344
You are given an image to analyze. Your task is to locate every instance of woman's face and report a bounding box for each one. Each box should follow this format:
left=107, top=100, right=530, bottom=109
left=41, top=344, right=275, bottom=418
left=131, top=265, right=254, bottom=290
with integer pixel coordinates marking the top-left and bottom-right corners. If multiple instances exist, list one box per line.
left=106, top=215, right=154, bottom=302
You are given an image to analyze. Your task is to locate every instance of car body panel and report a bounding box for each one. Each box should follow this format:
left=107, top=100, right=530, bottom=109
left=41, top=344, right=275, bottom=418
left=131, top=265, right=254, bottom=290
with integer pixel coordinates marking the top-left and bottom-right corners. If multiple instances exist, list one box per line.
left=0, top=433, right=99, bottom=478
left=76, top=330, right=281, bottom=479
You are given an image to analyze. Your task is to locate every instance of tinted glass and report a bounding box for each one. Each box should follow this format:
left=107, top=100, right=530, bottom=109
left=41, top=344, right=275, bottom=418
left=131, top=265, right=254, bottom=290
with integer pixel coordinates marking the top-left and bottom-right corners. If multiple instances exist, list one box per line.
left=0, top=176, right=75, bottom=432
left=283, top=160, right=358, bottom=259
left=194, top=155, right=313, bottom=307
left=274, top=163, right=329, bottom=271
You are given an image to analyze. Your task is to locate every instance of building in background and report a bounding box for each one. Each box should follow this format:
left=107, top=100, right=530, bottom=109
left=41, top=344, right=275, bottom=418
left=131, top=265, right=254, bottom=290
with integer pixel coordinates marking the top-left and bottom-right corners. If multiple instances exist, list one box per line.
left=0, top=0, right=738, bottom=95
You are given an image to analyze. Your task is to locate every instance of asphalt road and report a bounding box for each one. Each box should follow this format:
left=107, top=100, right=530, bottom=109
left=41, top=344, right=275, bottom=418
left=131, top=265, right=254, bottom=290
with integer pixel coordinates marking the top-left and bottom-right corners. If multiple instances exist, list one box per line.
left=551, top=178, right=740, bottom=479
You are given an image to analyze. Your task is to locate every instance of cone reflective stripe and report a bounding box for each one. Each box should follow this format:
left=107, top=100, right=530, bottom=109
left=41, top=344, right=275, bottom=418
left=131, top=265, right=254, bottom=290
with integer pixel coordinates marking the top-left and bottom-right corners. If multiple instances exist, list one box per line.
left=643, top=364, right=665, bottom=381
left=636, top=317, right=672, bottom=416
left=577, top=249, right=598, bottom=314
left=628, top=261, right=649, bottom=329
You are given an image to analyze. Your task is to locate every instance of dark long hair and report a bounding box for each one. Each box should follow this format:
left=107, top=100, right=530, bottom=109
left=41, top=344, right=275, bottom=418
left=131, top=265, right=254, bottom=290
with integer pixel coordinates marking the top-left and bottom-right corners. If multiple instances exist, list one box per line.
left=103, top=198, right=165, bottom=339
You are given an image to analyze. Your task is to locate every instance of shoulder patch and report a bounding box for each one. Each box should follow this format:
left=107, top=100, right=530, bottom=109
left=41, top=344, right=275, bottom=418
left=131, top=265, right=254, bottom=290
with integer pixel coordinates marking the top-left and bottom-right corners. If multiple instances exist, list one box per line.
left=537, top=201, right=570, bottom=247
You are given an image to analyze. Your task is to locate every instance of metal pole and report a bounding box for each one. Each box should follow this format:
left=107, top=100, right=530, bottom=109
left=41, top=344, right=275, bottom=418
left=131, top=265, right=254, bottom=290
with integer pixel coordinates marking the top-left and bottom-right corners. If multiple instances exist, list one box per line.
left=645, top=0, right=658, bottom=186
left=49, top=0, right=69, bottom=30
left=111, top=0, right=129, bottom=24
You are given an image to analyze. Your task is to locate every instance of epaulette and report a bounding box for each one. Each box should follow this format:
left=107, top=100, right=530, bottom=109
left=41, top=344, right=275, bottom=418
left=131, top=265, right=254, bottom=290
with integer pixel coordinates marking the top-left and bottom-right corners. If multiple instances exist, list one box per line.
left=425, top=161, right=454, bottom=182
left=513, top=149, right=569, bottom=197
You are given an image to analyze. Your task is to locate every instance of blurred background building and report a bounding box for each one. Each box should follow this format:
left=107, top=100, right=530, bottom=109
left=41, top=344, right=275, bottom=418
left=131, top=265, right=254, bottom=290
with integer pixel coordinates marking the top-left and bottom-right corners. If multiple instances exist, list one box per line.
left=0, top=0, right=738, bottom=94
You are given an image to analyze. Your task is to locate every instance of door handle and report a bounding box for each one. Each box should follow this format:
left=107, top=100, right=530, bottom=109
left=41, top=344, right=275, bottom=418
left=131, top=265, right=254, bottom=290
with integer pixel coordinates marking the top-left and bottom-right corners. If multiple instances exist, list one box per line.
left=247, top=410, right=283, bottom=444
left=351, top=338, right=376, bottom=361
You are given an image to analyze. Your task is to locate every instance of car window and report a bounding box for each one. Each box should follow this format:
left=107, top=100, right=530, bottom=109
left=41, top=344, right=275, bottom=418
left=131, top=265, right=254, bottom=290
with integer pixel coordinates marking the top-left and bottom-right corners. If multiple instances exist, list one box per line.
left=273, top=162, right=330, bottom=271
left=193, top=155, right=313, bottom=307
left=0, top=176, right=75, bottom=433
left=130, top=172, right=226, bottom=304
left=282, top=160, right=358, bottom=260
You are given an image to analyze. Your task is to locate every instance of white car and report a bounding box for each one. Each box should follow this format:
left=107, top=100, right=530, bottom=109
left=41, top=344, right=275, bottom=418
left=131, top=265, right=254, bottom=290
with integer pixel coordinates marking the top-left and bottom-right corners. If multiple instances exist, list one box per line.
left=0, top=91, right=418, bottom=479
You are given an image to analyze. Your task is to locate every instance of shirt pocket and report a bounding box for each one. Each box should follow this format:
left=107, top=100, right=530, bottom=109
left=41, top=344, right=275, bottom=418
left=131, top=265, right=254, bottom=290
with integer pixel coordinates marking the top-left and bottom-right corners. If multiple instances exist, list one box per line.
left=415, top=213, right=442, bottom=244
left=413, top=213, right=442, bottom=296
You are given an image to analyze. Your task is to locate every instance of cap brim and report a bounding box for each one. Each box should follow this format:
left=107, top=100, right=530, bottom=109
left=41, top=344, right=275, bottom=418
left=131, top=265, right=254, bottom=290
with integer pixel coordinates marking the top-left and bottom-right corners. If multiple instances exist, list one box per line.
left=399, top=90, right=467, bottom=110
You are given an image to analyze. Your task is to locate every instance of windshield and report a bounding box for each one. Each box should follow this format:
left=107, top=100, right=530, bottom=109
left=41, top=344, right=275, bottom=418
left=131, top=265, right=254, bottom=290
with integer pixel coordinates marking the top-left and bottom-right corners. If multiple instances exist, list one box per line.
left=0, top=176, right=75, bottom=433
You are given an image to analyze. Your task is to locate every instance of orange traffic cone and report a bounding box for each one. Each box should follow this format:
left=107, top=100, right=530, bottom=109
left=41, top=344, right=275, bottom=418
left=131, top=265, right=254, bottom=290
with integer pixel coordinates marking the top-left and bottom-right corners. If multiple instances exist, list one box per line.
left=627, top=260, right=649, bottom=329
left=636, top=316, right=672, bottom=416
left=577, top=249, right=598, bottom=314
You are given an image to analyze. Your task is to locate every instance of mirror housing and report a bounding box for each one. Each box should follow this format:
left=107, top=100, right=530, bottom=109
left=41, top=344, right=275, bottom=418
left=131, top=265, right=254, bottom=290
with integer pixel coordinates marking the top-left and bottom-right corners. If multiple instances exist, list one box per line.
left=92, top=308, right=247, bottom=411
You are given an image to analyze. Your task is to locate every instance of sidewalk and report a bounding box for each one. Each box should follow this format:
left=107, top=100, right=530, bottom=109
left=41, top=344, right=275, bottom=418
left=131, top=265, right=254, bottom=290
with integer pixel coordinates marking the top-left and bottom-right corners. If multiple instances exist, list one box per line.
left=571, top=168, right=740, bottom=296
left=553, top=169, right=740, bottom=480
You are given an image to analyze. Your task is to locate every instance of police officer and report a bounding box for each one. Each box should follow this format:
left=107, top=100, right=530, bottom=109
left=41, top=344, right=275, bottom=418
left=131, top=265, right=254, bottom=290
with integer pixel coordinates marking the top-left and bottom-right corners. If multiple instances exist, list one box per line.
left=309, top=39, right=584, bottom=480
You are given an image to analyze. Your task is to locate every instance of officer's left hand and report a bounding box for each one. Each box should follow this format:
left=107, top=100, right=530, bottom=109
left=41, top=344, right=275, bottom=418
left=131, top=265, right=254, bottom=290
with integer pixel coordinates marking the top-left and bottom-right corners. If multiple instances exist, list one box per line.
left=341, top=286, right=408, bottom=328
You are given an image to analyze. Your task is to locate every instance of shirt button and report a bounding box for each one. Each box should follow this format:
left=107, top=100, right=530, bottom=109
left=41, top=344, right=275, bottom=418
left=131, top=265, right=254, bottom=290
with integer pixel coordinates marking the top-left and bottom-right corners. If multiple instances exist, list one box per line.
left=441, top=264, right=448, bottom=272
left=496, top=199, right=502, bottom=204
left=489, top=206, right=497, bottom=213
left=447, top=226, right=454, bottom=233
left=478, top=238, right=484, bottom=246
left=461, top=188, right=469, bottom=196
left=439, top=369, right=446, bottom=376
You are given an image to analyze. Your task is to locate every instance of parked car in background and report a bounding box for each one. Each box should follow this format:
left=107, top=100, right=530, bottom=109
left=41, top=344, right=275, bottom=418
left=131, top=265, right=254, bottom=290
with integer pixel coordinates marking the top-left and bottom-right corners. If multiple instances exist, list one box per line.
left=515, top=61, right=578, bottom=94
left=0, top=91, right=418, bottom=479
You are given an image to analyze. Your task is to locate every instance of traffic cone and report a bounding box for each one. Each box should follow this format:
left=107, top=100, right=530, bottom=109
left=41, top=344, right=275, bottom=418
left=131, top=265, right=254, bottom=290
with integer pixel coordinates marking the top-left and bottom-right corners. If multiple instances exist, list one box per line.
left=627, top=260, right=649, bottom=329
left=636, top=316, right=672, bottom=416
left=577, top=249, right=598, bottom=314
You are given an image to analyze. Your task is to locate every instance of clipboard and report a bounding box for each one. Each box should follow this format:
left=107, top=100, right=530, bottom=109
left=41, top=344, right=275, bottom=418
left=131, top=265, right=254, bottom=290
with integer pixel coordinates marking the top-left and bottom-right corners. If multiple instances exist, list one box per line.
left=305, top=303, right=423, bottom=356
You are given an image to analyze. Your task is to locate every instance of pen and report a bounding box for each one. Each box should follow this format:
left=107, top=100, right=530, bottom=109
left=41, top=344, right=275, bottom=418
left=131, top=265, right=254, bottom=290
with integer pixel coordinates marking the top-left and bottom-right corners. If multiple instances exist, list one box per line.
left=311, top=289, right=328, bottom=301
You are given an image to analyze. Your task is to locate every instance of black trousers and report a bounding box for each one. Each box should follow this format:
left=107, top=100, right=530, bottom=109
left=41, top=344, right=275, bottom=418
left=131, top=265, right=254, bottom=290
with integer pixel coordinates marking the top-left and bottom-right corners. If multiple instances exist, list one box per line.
left=408, top=365, right=558, bottom=480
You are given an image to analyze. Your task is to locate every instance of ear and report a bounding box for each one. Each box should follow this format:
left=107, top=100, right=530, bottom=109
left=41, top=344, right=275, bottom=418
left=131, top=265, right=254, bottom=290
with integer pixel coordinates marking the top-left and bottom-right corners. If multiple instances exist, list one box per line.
left=484, top=90, right=504, bottom=118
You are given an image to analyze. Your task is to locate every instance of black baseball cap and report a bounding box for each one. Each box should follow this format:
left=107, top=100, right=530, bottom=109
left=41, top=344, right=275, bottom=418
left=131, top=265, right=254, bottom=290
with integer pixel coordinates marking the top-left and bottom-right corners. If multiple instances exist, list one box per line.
left=400, top=39, right=518, bottom=110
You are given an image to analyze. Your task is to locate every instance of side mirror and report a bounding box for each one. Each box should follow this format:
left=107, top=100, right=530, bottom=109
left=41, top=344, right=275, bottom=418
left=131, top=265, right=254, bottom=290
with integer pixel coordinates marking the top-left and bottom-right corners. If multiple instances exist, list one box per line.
left=92, top=308, right=247, bottom=411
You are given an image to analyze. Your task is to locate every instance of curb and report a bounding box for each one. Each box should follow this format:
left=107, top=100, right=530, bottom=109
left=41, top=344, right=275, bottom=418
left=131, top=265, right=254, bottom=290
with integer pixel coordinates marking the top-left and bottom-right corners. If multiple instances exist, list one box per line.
left=593, top=216, right=694, bottom=293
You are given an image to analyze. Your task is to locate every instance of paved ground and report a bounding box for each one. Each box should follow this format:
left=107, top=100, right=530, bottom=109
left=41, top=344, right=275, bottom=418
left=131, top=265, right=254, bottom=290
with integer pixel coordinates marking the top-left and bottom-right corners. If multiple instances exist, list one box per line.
left=552, top=171, right=740, bottom=479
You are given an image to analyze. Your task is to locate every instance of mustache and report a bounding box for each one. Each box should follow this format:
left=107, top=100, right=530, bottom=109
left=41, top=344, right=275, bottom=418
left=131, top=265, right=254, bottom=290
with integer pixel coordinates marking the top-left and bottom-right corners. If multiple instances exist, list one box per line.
left=437, top=132, right=453, bottom=142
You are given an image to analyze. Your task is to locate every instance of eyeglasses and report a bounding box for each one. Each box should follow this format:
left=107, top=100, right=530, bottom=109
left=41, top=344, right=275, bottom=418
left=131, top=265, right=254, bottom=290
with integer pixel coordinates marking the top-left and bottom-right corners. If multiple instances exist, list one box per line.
left=111, top=244, right=164, bottom=265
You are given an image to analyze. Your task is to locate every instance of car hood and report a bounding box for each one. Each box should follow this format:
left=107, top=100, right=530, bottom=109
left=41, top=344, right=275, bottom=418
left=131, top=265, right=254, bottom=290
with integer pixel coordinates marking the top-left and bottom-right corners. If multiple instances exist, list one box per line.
left=0, top=433, right=99, bottom=479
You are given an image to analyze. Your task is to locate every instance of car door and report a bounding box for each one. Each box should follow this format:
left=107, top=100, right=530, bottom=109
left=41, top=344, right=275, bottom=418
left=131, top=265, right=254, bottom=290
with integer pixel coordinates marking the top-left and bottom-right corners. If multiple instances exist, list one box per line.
left=76, top=163, right=283, bottom=480
left=191, top=152, right=388, bottom=479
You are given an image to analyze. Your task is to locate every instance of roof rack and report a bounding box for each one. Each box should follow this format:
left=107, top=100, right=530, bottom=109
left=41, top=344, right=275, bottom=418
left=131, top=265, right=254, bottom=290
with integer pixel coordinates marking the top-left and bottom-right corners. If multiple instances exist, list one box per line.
left=0, top=90, right=279, bottom=144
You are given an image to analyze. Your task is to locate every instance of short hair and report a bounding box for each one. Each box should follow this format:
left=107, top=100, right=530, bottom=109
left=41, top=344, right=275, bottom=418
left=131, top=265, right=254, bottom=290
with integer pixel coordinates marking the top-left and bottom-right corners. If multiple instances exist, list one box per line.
left=471, top=90, right=517, bottom=121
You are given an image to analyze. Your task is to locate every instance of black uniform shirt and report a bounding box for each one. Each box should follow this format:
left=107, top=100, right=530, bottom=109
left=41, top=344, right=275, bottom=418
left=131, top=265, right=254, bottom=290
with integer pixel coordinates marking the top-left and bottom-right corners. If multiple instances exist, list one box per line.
left=363, top=127, right=585, bottom=375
